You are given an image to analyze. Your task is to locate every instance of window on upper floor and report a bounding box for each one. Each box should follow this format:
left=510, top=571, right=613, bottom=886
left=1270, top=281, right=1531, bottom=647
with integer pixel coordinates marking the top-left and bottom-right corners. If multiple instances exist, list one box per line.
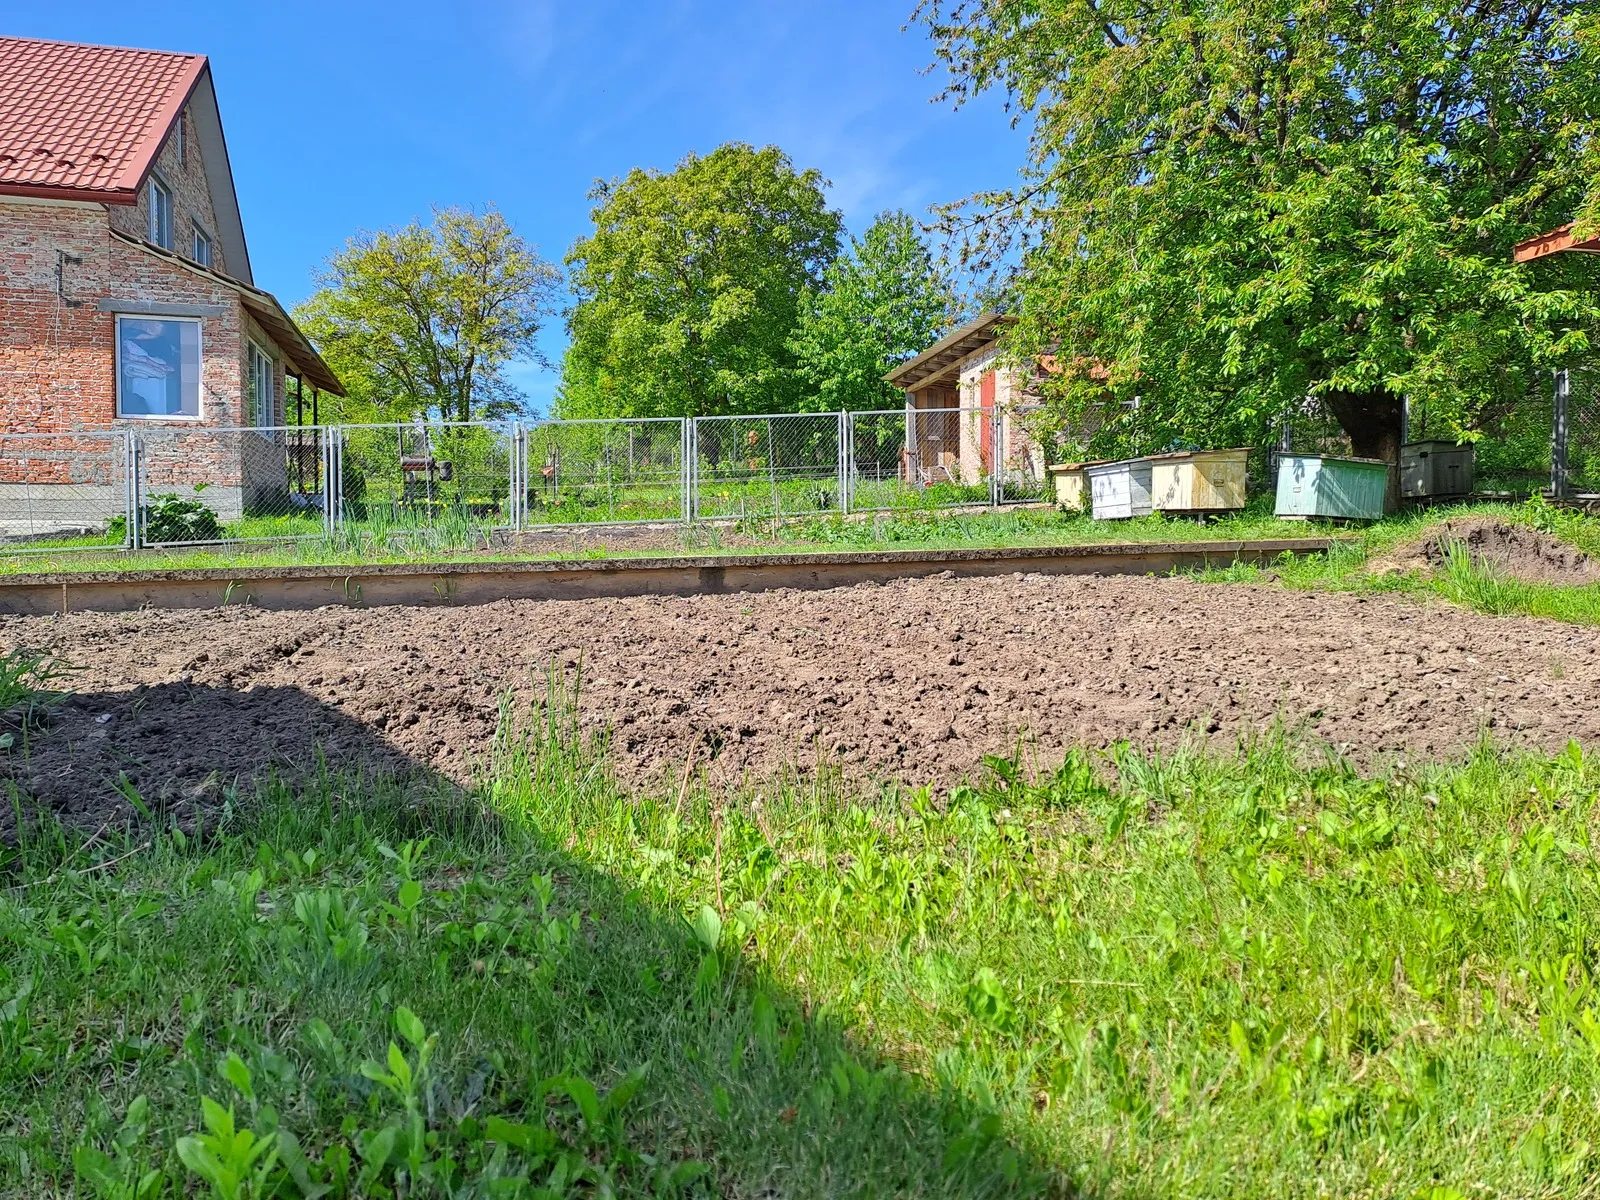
left=174, top=111, right=186, bottom=165
left=148, top=176, right=173, bottom=250
left=193, top=223, right=214, bottom=268
left=116, top=316, right=201, bottom=420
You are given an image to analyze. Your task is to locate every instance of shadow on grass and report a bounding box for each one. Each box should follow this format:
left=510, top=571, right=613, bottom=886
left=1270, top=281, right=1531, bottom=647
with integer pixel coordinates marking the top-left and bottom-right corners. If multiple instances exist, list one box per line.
left=1, top=680, right=1074, bottom=1197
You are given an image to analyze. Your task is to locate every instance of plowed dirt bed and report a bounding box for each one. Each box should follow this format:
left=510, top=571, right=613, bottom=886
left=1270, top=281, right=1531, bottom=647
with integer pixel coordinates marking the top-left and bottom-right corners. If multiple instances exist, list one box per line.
left=4, top=573, right=1599, bottom=831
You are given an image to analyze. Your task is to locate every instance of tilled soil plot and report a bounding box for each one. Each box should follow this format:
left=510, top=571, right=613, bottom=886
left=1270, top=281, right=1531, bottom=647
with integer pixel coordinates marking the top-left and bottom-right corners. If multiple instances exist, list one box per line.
left=4, top=573, right=1599, bottom=832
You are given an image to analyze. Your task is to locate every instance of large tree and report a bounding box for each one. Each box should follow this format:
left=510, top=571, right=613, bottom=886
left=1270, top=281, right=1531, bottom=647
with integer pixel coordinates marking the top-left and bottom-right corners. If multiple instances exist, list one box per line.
left=559, top=143, right=842, bottom=419
left=920, top=0, right=1600, bottom=505
left=789, top=210, right=958, bottom=412
left=296, top=207, right=559, bottom=423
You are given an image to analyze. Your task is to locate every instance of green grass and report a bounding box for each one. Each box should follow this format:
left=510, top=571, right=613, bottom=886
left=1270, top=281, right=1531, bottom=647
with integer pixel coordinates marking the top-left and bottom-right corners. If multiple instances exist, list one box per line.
left=4, top=688, right=1600, bottom=1197
left=1194, top=496, right=1600, bottom=626
left=0, top=498, right=1337, bottom=578
left=15, top=491, right=1600, bottom=630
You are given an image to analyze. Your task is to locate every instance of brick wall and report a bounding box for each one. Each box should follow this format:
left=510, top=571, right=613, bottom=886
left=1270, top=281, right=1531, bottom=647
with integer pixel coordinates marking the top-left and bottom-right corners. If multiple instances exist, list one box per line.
left=0, top=198, right=297, bottom=507
left=106, top=106, right=225, bottom=274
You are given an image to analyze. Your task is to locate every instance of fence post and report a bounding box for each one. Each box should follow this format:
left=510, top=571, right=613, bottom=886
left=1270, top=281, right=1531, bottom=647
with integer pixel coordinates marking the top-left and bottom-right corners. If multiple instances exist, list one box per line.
left=323, top=427, right=343, bottom=537
left=681, top=417, right=695, bottom=524
left=988, top=404, right=1003, bottom=508
left=122, top=431, right=141, bottom=550
left=840, top=411, right=852, bottom=516
left=509, top=420, right=525, bottom=531
left=1553, top=368, right=1571, bottom=500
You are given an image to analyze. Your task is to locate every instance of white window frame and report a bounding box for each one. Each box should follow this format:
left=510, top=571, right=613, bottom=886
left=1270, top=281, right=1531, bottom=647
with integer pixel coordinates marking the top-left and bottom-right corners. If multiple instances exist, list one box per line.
left=247, top=339, right=277, bottom=428
left=192, top=222, right=214, bottom=267
left=147, top=175, right=173, bottom=249
left=114, top=314, right=204, bottom=421
left=173, top=111, right=186, bottom=165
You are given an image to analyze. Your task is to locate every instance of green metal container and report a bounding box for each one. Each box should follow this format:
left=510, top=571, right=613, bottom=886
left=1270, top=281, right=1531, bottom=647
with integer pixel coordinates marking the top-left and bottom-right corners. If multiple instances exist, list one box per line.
left=1273, top=453, right=1388, bottom=520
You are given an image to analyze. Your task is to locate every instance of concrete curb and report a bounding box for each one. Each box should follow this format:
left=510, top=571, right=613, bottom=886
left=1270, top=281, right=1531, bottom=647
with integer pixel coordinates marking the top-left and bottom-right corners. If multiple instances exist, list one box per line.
left=0, top=538, right=1336, bottom=617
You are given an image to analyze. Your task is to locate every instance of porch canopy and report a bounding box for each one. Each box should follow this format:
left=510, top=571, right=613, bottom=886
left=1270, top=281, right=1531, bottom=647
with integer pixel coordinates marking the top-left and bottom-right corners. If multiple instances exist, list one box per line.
left=884, top=312, right=1014, bottom=391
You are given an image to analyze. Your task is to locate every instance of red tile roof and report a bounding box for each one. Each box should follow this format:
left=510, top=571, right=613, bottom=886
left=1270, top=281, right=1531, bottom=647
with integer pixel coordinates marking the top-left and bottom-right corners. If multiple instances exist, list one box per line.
left=0, top=35, right=206, bottom=202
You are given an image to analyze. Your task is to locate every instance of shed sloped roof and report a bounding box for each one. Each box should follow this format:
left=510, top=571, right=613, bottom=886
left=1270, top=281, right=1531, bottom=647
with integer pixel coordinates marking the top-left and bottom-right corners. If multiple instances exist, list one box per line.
left=884, top=312, right=1015, bottom=390
left=0, top=35, right=205, bottom=200
left=1513, top=224, right=1600, bottom=262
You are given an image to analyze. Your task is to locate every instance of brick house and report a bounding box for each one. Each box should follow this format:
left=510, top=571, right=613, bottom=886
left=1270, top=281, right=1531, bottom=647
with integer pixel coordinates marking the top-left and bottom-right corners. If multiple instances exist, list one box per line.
left=0, top=34, right=342, bottom=532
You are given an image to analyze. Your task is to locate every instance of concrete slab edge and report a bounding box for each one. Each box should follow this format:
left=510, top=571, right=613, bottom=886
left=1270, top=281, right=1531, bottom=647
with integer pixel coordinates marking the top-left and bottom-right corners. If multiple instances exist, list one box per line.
left=0, top=538, right=1337, bottom=617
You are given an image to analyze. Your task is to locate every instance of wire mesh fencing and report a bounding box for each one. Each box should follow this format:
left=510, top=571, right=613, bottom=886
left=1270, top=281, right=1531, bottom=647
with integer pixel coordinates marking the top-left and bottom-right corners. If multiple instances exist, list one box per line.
left=0, top=431, right=131, bottom=553
left=1272, top=397, right=1353, bottom=485
left=0, top=404, right=1097, bottom=560
left=691, top=412, right=845, bottom=521
left=1553, top=367, right=1600, bottom=498
left=133, top=425, right=332, bottom=547
left=996, top=404, right=1049, bottom=504
left=523, top=417, right=686, bottom=525
left=336, top=422, right=517, bottom=543
left=845, top=408, right=1030, bottom=511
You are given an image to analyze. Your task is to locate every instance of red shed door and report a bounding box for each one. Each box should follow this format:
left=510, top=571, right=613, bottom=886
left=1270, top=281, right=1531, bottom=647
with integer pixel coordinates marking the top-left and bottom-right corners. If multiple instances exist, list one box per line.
left=979, top=369, right=996, bottom=466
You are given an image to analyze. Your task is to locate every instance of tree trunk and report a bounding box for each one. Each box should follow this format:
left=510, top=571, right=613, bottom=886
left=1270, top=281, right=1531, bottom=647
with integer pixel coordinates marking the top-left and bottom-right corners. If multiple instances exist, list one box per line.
left=1322, top=388, right=1405, bottom=512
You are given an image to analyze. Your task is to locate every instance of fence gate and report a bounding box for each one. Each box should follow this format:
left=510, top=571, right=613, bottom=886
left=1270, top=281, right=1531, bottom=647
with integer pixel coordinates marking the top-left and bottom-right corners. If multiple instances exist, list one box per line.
left=522, top=417, right=686, bottom=526
left=691, top=412, right=845, bottom=521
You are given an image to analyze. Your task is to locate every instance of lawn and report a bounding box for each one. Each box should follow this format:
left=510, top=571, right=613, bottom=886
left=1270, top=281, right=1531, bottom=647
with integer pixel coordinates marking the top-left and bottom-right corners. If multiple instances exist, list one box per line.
left=3, top=679, right=1599, bottom=1198
left=0, top=497, right=1334, bottom=577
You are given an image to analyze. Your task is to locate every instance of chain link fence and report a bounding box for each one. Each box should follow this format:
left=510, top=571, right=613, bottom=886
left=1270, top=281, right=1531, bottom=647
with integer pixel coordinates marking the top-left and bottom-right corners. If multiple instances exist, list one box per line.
left=1273, top=386, right=1564, bottom=500
left=40, top=388, right=1593, bottom=558
left=336, top=422, right=516, bottom=545
left=0, top=405, right=1116, bottom=556
left=692, top=412, right=845, bottom=521
left=523, top=417, right=685, bottom=525
left=0, top=432, right=131, bottom=553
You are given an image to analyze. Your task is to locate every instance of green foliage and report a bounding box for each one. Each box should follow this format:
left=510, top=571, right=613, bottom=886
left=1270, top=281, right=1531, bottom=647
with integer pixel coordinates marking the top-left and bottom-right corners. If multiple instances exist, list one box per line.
left=920, top=0, right=1600, bottom=468
left=295, top=207, right=560, bottom=423
left=789, top=211, right=957, bottom=412
left=115, top=491, right=223, bottom=545
left=1197, top=497, right=1600, bottom=625
left=8, top=704, right=1600, bottom=1195
left=0, top=648, right=72, bottom=733
left=560, top=143, right=843, bottom=419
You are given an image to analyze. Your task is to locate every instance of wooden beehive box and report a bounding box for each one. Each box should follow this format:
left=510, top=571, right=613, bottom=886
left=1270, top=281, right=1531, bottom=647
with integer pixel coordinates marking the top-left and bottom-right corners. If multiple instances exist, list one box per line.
left=1149, top=448, right=1249, bottom=514
left=1086, top=458, right=1154, bottom=519
left=1048, top=461, right=1091, bottom=511
left=1274, top=453, right=1388, bottom=520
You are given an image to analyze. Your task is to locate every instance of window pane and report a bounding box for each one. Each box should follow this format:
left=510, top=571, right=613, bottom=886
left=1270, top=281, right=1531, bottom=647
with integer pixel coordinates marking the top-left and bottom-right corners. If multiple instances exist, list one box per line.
left=249, top=344, right=275, bottom=426
left=148, top=180, right=171, bottom=249
left=118, top=318, right=200, bottom=418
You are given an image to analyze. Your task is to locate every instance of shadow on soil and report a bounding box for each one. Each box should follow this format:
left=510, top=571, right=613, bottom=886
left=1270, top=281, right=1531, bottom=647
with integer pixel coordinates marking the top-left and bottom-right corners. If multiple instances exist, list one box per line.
left=2, top=681, right=1074, bottom=1197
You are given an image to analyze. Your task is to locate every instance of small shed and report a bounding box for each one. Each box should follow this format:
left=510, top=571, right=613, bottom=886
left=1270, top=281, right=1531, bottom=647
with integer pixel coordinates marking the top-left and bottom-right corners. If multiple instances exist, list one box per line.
left=884, top=313, right=1046, bottom=489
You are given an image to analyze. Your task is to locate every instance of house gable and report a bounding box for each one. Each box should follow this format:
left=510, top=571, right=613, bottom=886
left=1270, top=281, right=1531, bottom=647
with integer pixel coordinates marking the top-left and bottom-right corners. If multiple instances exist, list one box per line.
left=106, top=70, right=249, bottom=283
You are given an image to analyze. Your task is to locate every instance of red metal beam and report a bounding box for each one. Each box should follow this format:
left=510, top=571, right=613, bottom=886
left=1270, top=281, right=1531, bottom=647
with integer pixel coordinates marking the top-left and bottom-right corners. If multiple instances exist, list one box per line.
left=1513, top=224, right=1600, bottom=262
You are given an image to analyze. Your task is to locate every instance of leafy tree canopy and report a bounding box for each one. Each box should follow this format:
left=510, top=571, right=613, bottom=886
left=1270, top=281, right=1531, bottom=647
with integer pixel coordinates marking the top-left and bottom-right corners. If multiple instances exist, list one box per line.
left=296, top=207, right=558, bottom=424
left=789, top=210, right=959, bottom=412
left=559, top=143, right=842, bottom=419
left=920, top=0, right=1600, bottom=502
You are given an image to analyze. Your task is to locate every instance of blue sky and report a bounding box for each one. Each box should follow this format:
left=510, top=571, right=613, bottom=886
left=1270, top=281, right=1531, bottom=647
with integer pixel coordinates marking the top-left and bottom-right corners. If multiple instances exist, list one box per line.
left=2, top=0, right=1025, bottom=413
